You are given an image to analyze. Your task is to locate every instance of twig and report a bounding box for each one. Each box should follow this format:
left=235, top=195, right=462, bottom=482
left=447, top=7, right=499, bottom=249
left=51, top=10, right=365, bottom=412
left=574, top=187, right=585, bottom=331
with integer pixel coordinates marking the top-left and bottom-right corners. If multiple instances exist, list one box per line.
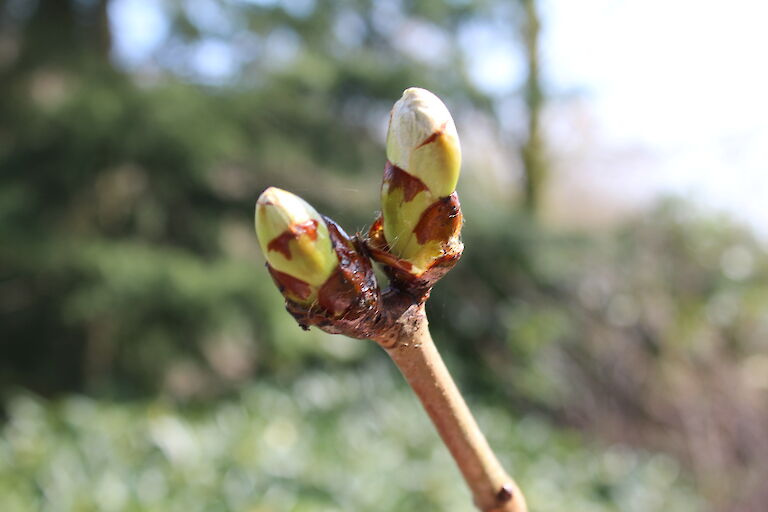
left=257, top=88, right=530, bottom=511
left=375, top=304, right=528, bottom=512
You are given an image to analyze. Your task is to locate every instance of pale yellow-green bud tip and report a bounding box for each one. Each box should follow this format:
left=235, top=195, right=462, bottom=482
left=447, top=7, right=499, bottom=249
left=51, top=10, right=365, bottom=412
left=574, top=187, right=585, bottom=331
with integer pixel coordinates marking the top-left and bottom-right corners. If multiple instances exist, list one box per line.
left=255, top=187, right=338, bottom=301
left=385, top=87, right=461, bottom=197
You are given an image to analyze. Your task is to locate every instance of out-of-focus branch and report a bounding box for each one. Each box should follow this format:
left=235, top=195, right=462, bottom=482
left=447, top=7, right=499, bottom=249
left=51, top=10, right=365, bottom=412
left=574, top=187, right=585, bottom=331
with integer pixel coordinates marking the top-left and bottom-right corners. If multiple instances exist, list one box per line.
left=520, top=0, right=546, bottom=216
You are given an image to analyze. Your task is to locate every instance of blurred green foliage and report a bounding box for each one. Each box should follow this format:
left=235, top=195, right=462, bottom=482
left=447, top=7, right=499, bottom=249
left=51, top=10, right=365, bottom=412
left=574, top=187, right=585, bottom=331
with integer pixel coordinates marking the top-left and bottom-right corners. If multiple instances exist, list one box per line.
left=0, top=364, right=702, bottom=512
left=0, top=0, right=501, bottom=396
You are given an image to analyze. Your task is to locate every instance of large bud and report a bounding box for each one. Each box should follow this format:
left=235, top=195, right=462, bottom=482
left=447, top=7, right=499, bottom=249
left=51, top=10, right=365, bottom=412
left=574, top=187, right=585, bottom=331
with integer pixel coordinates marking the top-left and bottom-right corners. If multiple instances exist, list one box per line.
left=375, top=87, right=463, bottom=277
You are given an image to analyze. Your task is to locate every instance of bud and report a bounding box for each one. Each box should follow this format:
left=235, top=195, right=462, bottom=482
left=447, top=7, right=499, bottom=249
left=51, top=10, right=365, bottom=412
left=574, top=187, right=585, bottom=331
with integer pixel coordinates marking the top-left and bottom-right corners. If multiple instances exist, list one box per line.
left=386, top=87, right=461, bottom=197
left=255, top=187, right=338, bottom=304
left=379, top=88, right=462, bottom=275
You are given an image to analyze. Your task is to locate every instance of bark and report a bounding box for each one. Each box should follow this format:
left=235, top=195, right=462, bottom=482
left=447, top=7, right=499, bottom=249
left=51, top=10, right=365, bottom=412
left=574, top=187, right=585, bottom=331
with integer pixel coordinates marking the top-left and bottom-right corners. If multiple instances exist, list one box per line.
left=375, top=305, right=528, bottom=512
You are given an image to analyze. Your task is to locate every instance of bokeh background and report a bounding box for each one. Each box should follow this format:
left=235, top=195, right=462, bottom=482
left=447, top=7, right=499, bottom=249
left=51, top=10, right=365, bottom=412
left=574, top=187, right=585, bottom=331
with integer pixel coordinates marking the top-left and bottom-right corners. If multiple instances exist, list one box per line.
left=2, top=1, right=767, bottom=510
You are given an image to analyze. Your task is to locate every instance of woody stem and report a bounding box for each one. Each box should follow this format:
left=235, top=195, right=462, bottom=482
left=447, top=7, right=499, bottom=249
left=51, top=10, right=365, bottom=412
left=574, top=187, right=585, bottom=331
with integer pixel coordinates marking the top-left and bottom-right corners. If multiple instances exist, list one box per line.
left=375, top=304, right=528, bottom=512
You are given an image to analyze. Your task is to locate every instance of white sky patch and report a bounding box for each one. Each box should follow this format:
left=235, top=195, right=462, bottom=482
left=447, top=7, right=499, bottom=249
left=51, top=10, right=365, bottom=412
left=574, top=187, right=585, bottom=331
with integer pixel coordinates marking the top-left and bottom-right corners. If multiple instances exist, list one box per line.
left=541, top=0, right=768, bottom=236
left=282, top=0, right=316, bottom=18
left=107, top=0, right=768, bottom=235
left=263, top=28, right=301, bottom=69
left=393, top=20, right=451, bottom=65
left=185, top=0, right=236, bottom=35
left=190, top=39, right=239, bottom=81
left=333, top=10, right=366, bottom=48
left=459, top=20, right=524, bottom=95
left=109, top=0, right=168, bottom=66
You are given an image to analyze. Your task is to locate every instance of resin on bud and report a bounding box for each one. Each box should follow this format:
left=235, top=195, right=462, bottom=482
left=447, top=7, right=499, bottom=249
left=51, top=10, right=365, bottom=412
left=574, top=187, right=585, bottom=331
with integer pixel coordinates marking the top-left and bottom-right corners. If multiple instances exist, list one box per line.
left=379, top=87, right=462, bottom=275
left=255, top=187, right=338, bottom=304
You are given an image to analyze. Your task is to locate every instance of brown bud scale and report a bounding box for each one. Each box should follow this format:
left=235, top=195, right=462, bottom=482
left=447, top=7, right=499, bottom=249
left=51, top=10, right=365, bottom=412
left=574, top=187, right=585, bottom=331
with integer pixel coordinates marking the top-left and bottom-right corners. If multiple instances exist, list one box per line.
left=383, top=161, right=428, bottom=202
left=268, top=196, right=463, bottom=339
left=366, top=192, right=464, bottom=299
left=267, top=218, right=319, bottom=259
left=283, top=217, right=385, bottom=338
left=414, top=194, right=462, bottom=245
left=317, top=267, right=355, bottom=315
left=267, top=265, right=313, bottom=301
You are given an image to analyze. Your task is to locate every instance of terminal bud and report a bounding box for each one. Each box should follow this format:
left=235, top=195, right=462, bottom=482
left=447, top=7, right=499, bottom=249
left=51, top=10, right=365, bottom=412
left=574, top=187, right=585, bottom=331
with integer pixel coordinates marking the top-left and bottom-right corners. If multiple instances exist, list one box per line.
left=371, top=88, right=464, bottom=286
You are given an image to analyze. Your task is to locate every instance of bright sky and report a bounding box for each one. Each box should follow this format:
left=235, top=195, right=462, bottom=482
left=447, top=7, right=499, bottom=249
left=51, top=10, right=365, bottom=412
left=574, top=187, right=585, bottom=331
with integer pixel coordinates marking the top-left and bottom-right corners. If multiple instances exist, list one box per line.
left=110, top=0, right=768, bottom=236
left=541, top=0, right=768, bottom=235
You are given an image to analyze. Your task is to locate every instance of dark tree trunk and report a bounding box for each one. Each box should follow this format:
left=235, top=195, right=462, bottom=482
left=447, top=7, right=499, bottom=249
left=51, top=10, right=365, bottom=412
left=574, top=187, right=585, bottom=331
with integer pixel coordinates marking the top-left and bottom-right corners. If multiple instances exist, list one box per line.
left=17, top=0, right=112, bottom=69
left=520, top=0, right=545, bottom=217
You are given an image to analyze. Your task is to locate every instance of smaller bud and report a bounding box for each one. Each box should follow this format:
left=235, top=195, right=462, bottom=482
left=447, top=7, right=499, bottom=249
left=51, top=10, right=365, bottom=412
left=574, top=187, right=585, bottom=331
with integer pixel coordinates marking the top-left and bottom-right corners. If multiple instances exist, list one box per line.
left=255, top=187, right=338, bottom=304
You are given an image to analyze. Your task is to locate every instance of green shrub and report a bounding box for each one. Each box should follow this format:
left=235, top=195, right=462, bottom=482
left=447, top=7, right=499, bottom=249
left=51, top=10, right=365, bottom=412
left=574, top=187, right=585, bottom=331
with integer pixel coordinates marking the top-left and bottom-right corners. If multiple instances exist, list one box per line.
left=1, top=364, right=702, bottom=512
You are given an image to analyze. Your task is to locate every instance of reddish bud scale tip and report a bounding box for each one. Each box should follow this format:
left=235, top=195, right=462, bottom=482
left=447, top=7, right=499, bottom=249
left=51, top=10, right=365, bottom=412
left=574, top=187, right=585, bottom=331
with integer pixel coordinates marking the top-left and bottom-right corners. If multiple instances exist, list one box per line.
left=414, top=121, right=448, bottom=150
left=317, top=267, right=355, bottom=315
left=267, top=265, right=313, bottom=302
left=267, top=219, right=319, bottom=259
left=383, top=161, right=428, bottom=203
left=413, top=194, right=462, bottom=245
